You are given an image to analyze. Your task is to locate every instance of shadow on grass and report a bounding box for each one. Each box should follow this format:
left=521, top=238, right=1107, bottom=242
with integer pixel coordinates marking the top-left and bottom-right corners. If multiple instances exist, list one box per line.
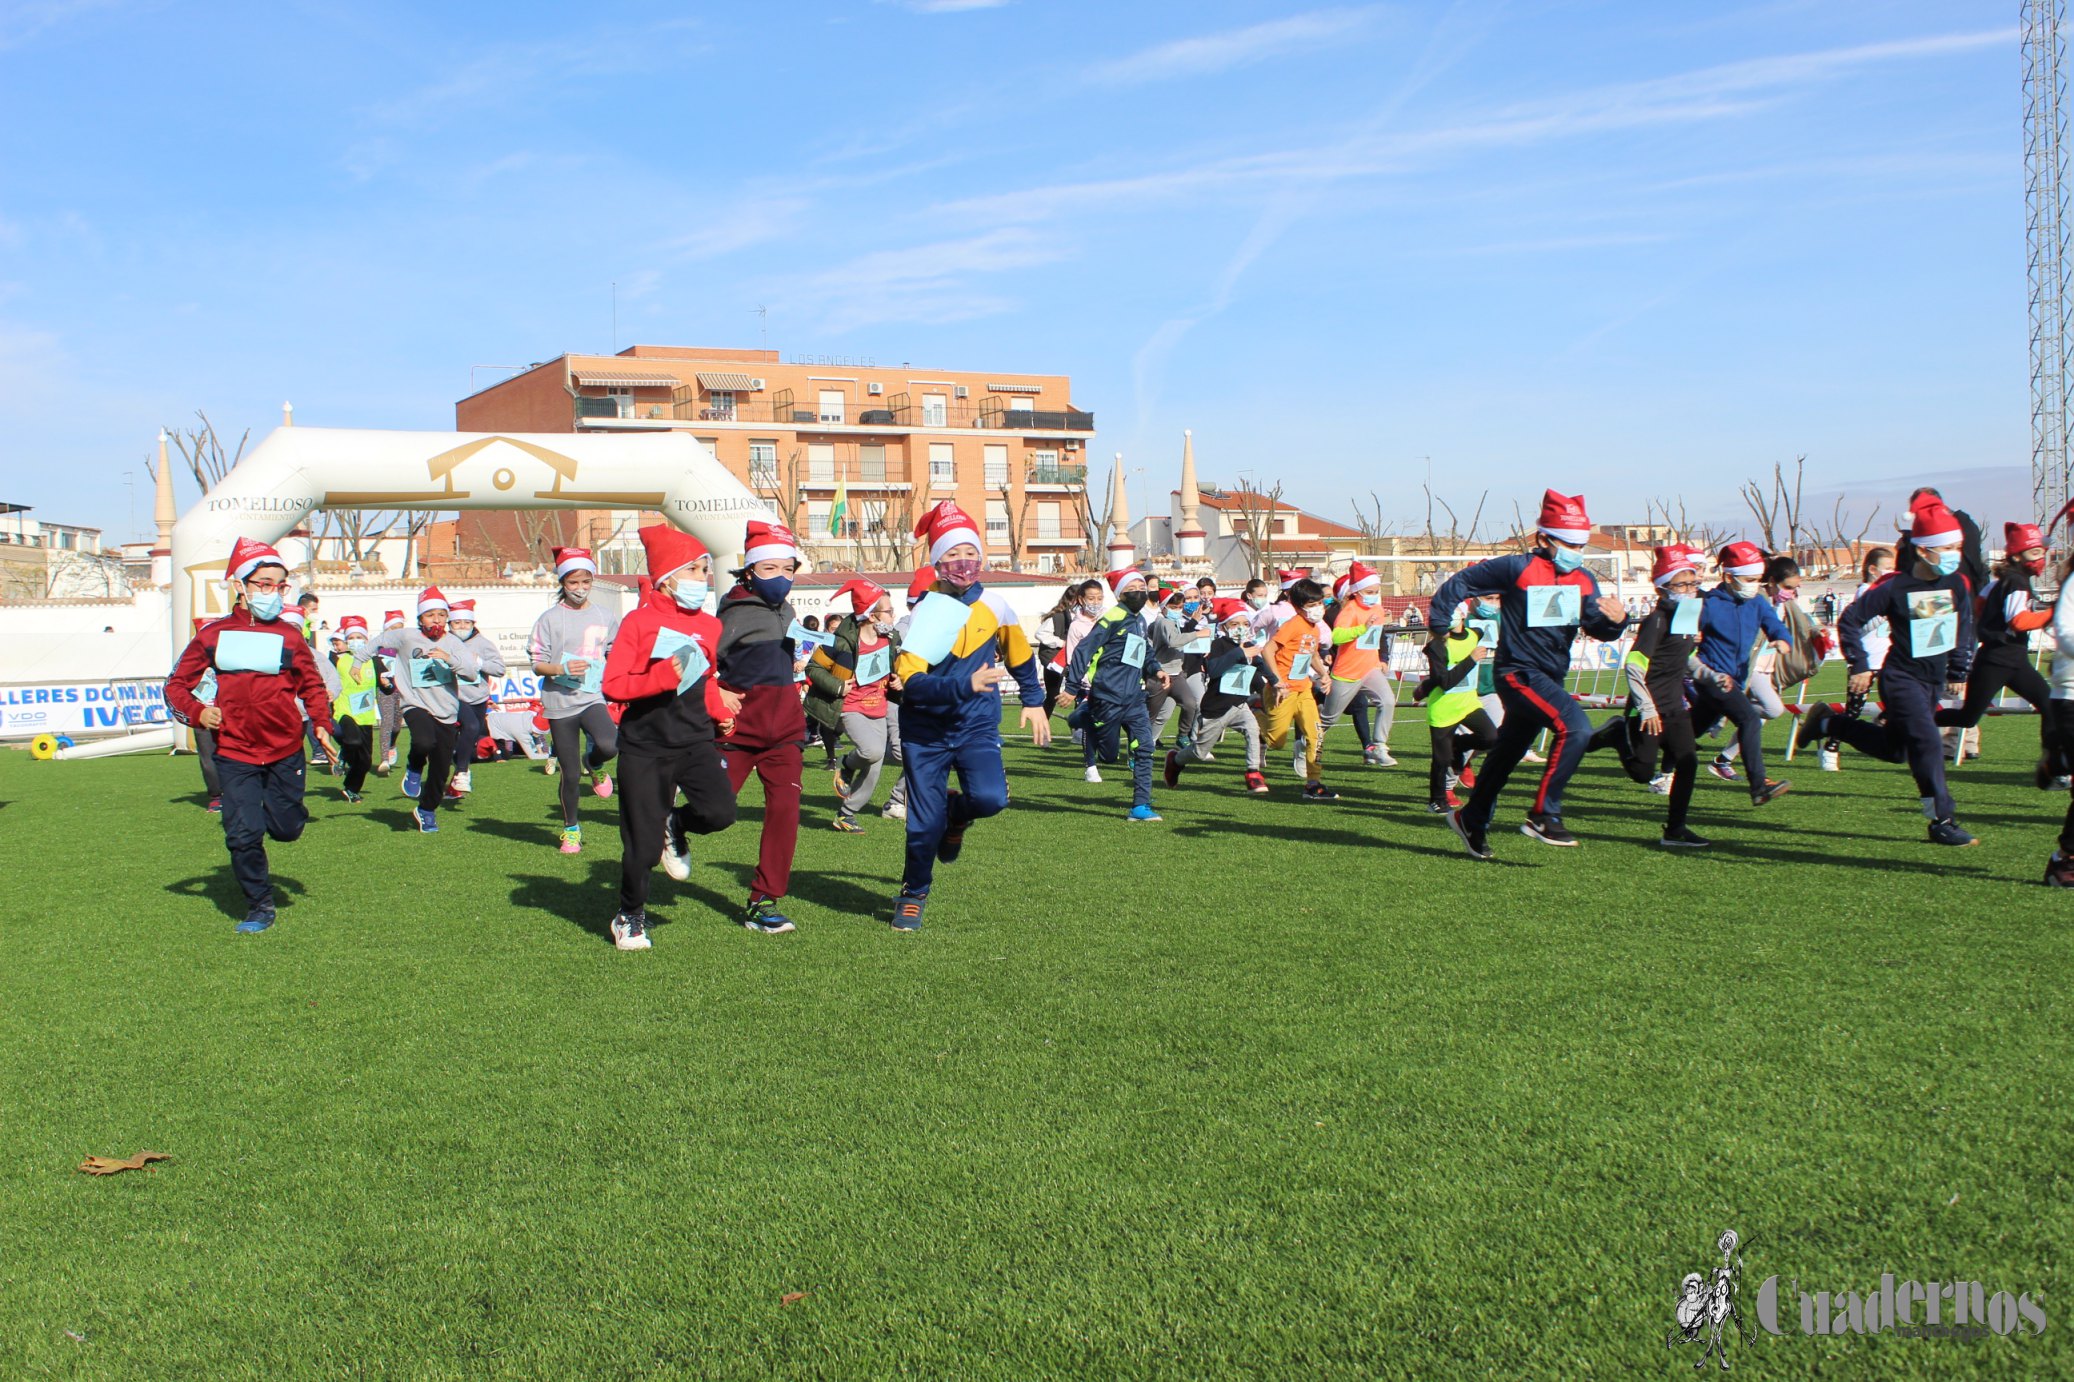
left=167, top=870, right=304, bottom=920
left=699, top=858, right=899, bottom=921
left=508, top=860, right=740, bottom=942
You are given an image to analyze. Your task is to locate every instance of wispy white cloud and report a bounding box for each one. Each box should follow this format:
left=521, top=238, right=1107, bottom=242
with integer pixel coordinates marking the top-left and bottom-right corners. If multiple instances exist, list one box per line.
left=659, top=196, right=813, bottom=262
left=880, top=0, right=1012, bottom=12
left=1448, top=231, right=1672, bottom=256
left=0, top=0, right=130, bottom=49
left=778, top=227, right=1064, bottom=333
left=367, top=24, right=705, bottom=127
left=1089, top=6, right=1386, bottom=87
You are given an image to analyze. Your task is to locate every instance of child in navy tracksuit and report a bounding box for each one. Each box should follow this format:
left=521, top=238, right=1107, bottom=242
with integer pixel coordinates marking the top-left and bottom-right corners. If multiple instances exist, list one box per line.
left=1427, top=489, right=1630, bottom=857
left=1690, top=540, right=1794, bottom=807
left=1798, top=495, right=1980, bottom=846
left=1063, top=565, right=1166, bottom=821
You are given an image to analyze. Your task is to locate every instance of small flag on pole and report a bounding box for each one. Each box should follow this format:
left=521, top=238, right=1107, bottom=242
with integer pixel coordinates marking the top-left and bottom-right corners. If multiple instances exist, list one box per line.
left=829, top=478, right=848, bottom=536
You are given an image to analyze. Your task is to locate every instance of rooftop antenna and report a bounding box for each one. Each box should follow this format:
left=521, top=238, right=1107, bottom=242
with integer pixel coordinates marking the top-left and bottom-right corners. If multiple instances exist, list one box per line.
left=611, top=281, right=618, bottom=353
left=750, top=304, right=768, bottom=346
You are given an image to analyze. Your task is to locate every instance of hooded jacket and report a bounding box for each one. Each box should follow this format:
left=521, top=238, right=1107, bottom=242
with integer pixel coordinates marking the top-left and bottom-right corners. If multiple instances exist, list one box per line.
left=715, top=582, right=803, bottom=748
left=1427, top=552, right=1627, bottom=683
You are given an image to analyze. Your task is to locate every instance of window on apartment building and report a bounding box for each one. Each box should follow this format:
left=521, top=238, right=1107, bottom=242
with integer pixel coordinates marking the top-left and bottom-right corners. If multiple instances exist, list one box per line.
left=749, top=441, right=778, bottom=486
left=922, top=393, right=948, bottom=427
left=818, top=389, right=846, bottom=424
left=1037, top=501, right=1061, bottom=539
left=1008, top=396, right=1034, bottom=413
left=707, top=390, right=735, bottom=420
left=608, top=390, right=635, bottom=418
left=1032, top=448, right=1059, bottom=479
left=983, top=444, right=1009, bottom=489
left=807, top=499, right=832, bottom=538
left=985, top=499, right=1010, bottom=546
left=1035, top=553, right=1059, bottom=573
left=859, top=500, right=887, bottom=536
left=929, top=442, right=955, bottom=486
left=1280, top=515, right=1297, bottom=536
left=808, top=442, right=836, bottom=484
left=861, top=443, right=887, bottom=484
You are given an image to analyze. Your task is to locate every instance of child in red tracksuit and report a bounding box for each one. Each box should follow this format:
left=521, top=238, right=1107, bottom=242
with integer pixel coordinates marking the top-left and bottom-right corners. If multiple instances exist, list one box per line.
left=599, top=525, right=739, bottom=951
left=712, top=518, right=807, bottom=935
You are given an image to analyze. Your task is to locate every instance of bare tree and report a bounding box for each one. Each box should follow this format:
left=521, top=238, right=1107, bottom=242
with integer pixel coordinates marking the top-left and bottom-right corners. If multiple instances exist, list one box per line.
left=1816, top=495, right=1883, bottom=576
left=315, top=509, right=402, bottom=569
left=513, top=509, right=571, bottom=569
left=44, top=549, right=129, bottom=599
left=1228, top=481, right=1285, bottom=574
left=1348, top=491, right=1396, bottom=543
left=856, top=492, right=918, bottom=573
left=167, top=411, right=249, bottom=493
left=397, top=511, right=442, bottom=578
left=1740, top=456, right=1811, bottom=558
left=993, top=478, right=1031, bottom=573
left=1072, top=468, right=1114, bottom=574
left=1645, top=495, right=1734, bottom=556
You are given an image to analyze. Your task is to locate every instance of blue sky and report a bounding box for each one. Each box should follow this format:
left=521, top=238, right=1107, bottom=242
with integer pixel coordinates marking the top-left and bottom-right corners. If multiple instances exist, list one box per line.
left=0, top=0, right=2031, bottom=546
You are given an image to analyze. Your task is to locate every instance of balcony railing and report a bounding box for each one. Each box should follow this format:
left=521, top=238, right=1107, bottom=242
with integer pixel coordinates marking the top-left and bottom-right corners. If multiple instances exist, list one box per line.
left=638, top=394, right=1094, bottom=432
left=1028, top=463, right=1088, bottom=485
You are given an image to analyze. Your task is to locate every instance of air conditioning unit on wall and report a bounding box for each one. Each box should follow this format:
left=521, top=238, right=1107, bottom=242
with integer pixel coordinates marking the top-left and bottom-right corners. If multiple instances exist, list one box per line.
left=867, top=382, right=884, bottom=395
left=750, top=378, right=765, bottom=390
left=954, top=385, right=969, bottom=399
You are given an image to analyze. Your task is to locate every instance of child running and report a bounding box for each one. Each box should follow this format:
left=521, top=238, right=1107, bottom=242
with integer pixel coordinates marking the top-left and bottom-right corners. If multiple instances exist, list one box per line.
left=1581, top=544, right=1712, bottom=846
left=1796, top=494, right=1979, bottom=846
left=1164, top=597, right=1270, bottom=793
left=528, top=546, right=620, bottom=854
left=1689, top=541, right=1793, bottom=807
left=598, top=525, right=738, bottom=951
left=1428, top=489, right=1630, bottom=856
left=806, top=577, right=903, bottom=832
left=1320, top=561, right=1399, bottom=768
left=1933, top=519, right=2056, bottom=754
left=1820, top=547, right=1895, bottom=771
left=390, top=586, right=484, bottom=834
left=328, top=614, right=381, bottom=802
left=889, top=502, right=1052, bottom=931
left=1261, top=577, right=1340, bottom=803
left=1419, top=603, right=1500, bottom=814
left=1061, top=564, right=1167, bottom=820
left=446, top=599, right=505, bottom=800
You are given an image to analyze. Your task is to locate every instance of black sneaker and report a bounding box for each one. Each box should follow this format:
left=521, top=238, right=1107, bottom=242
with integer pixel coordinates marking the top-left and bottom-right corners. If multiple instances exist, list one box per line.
left=937, top=791, right=969, bottom=863
left=1794, top=705, right=1833, bottom=752
left=1927, top=818, right=1978, bottom=848
left=1300, top=782, right=1340, bottom=803
left=741, top=897, right=796, bottom=934
left=2046, top=853, right=2074, bottom=887
left=1447, top=807, right=1493, bottom=860
left=1659, top=825, right=1712, bottom=849
left=235, top=905, right=276, bottom=935
left=1521, top=812, right=1579, bottom=846
left=1750, top=778, right=1792, bottom=807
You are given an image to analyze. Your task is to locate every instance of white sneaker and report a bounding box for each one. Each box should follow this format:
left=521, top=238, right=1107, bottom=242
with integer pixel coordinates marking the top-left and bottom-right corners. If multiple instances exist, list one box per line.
left=452, top=770, right=472, bottom=794
left=1292, top=750, right=1305, bottom=776
left=610, top=912, right=652, bottom=951
left=1648, top=773, right=1673, bottom=795
left=1820, top=748, right=1840, bottom=773
left=1364, top=746, right=1398, bottom=767
left=659, top=816, right=691, bottom=881
left=1083, top=765, right=1103, bottom=784
left=883, top=799, right=907, bottom=821
left=1522, top=748, right=1546, bottom=764
left=544, top=758, right=559, bottom=776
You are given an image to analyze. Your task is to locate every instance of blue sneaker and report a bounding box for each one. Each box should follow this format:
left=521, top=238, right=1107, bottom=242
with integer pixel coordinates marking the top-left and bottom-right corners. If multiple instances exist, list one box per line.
left=890, top=891, right=927, bottom=932
left=236, top=906, right=275, bottom=934
left=401, top=769, right=422, bottom=799
left=1127, top=804, right=1163, bottom=823
left=741, top=897, right=795, bottom=934
left=415, top=808, right=439, bottom=833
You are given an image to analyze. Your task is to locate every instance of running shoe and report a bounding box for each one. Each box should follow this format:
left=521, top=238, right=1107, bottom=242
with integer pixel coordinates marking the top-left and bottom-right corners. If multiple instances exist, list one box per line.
left=373, top=758, right=392, bottom=778
left=414, top=808, right=439, bottom=833
left=831, top=816, right=865, bottom=834
left=937, top=794, right=969, bottom=863
left=442, top=787, right=464, bottom=806
left=1456, top=765, right=1477, bottom=790
left=1750, top=778, right=1792, bottom=807
left=591, top=769, right=614, bottom=799
left=1448, top=807, right=1493, bottom=860
left=610, top=910, right=652, bottom=951
left=1300, top=782, right=1341, bottom=803
left=235, top=905, right=276, bottom=935
left=2046, top=853, right=2074, bottom=888
left=1648, top=773, right=1673, bottom=795
left=1706, top=758, right=1740, bottom=783
left=1243, top=770, right=1269, bottom=794
left=340, top=788, right=363, bottom=804
left=833, top=761, right=854, bottom=799
left=1659, top=825, right=1712, bottom=849
left=1794, top=705, right=1834, bottom=752
left=1820, top=748, right=1841, bottom=773
left=891, top=891, right=927, bottom=932
left=1426, top=800, right=1451, bottom=814
left=205, top=796, right=222, bottom=814
left=1363, top=745, right=1399, bottom=767
left=1521, top=748, right=1546, bottom=764
left=660, top=816, right=691, bottom=879
left=741, top=897, right=796, bottom=934
left=451, top=770, right=472, bottom=794
left=1127, top=804, right=1163, bottom=823
left=1163, top=751, right=1183, bottom=788
left=1521, top=811, right=1578, bottom=846
left=1927, top=818, right=1978, bottom=847
left=1083, top=765, right=1103, bottom=784
left=1445, top=788, right=1462, bottom=809
left=400, top=769, right=421, bottom=799
left=559, top=824, right=582, bottom=855
left=1291, top=749, right=1305, bottom=776
left=883, top=800, right=907, bottom=821
left=2038, top=755, right=2060, bottom=791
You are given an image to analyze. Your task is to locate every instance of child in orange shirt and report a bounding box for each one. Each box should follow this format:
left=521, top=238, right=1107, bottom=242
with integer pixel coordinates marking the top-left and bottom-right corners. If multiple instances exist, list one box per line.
left=1260, top=578, right=1339, bottom=802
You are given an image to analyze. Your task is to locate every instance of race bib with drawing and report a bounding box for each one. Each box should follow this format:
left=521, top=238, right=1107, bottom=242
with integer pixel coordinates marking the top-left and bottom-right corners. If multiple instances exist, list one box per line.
left=853, top=644, right=892, bottom=686
left=1121, top=633, right=1147, bottom=669
left=1526, top=585, right=1581, bottom=629
left=1289, top=650, right=1314, bottom=681
left=1669, top=598, right=1702, bottom=637
left=1355, top=625, right=1385, bottom=651
left=1907, top=588, right=1958, bottom=657
left=1219, top=663, right=1256, bottom=697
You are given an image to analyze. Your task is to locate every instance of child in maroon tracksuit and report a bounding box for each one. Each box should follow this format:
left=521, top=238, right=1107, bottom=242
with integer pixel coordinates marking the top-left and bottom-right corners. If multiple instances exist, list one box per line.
left=712, top=518, right=807, bottom=935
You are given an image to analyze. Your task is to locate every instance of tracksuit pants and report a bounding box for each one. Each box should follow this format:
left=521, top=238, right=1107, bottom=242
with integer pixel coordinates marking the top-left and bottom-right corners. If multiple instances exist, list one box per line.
left=376, top=687, right=401, bottom=761
left=218, top=751, right=308, bottom=909
left=1088, top=694, right=1154, bottom=808
left=453, top=701, right=488, bottom=776
left=902, top=731, right=1011, bottom=895
left=1264, top=687, right=1324, bottom=783
left=1827, top=671, right=1957, bottom=821
left=1320, top=670, right=1396, bottom=748
left=1463, top=666, right=1592, bottom=829
left=548, top=703, right=619, bottom=827
left=836, top=711, right=891, bottom=820
left=334, top=715, right=374, bottom=793
left=1429, top=711, right=1499, bottom=806
left=1148, top=671, right=1203, bottom=748
left=1690, top=680, right=1773, bottom=800
left=617, top=741, right=736, bottom=913
left=195, top=725, right=223, bottom=798
left=403, top=708, right=458, bottom=812
left=1188, top=704, right=1263, bottom=770
left=1934, top=642, right=2053, bottom=744
left=723, top=738, right=802, bottom=902
left=1587, top=709, right=1697, bottom=832
left=2051, top=699, right=2074, bottom=854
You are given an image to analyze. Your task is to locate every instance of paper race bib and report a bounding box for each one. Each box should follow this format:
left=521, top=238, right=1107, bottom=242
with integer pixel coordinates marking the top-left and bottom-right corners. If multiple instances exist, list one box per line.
left=902, top=593, right=971, bottom=666
left=556, top=661, right=605, bottom=695
left=1289, top=650, right=1314, bottom=681
left=1121, top=633, right=1147, bottom=669
left=1219, top=663, right=1257, bottom=697
left=650, top=628, right=711, bottom=694
left=215, top=630, right=286, bottom=674
left=1525, top=585, right=1582, bottom=629
left=788, top=621, right=837, bottom=657
left=1467, top=619, right=1499, bottom=649
left=347, top=688, right=377, bottom=718
left=1906, top=588, right=1959, bottom=657
left=409, top=655, right=453, bottom=689
left=1355, top=624, right=1386, bottom=651
left=854, top=644, right=893, bottom=686
left=1669, top=598, right=1701, bottom=637
left=1183, top=635, right=1213, bottom=655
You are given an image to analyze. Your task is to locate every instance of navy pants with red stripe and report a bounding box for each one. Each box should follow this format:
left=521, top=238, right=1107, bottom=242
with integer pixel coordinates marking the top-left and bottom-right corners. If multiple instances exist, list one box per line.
left=1463, top=666, right=1592, bottom=831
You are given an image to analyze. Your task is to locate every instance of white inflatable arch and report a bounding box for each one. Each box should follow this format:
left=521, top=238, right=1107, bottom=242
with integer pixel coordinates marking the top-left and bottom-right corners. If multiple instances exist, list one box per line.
left=170, top=427, right=773, bottom=651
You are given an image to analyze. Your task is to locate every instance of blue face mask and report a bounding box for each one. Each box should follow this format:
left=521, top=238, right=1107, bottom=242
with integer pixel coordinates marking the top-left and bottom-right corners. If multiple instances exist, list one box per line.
left=1930, top=550, right=1960, bottom=577
left=248, top=591, right=284, bottom=621
left=1182, top=599, right=1200, bottom=614
left=673, top=580, right=709, bottom=612
left=1472, top=600, right=1499, bottom=620
left=748, top=574, right=793, bottom=604
left=1548, top=546, right=1584, bottom=575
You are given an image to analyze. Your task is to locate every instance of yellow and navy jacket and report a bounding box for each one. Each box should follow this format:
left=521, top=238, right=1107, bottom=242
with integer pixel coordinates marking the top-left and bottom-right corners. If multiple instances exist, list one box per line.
left=893, top=582, right=1042, bottom=740
left=1064, top=604, right=1158, bottom=706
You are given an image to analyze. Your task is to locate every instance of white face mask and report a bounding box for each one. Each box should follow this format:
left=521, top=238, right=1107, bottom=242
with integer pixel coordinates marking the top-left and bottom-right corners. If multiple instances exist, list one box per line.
left=1358, top=592, right=1380, bottom=608
left=671, top=580, right=709, bottom=612
left=346, top=637, right=368, bottom=657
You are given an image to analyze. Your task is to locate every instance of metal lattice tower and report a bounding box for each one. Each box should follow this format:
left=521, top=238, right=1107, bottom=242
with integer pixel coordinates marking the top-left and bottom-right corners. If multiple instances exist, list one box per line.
left=2026, top=0, right=2072, bottom=523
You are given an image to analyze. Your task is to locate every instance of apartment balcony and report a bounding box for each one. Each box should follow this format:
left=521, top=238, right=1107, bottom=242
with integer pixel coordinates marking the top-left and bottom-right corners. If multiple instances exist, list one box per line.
left=1025, top=462, right=1087, bottom=490
left=657, top=393, right=1093, bottom=434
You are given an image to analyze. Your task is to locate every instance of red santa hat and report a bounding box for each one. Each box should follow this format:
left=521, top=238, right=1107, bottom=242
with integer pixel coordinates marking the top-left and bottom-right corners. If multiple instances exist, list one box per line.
left=638, top=523, right=708, bottom=584
left=1211, top=597, right=1250, bottom=625
left=2006, top=520, right=2046, bottom=554
left=340, top=614, right=369, bottom=634
left=1536, top=490, right=1591, bottom=545
left=1275, top=567, right=1310, bottom=584
left=1105, top=566, right=1146, bottom=597
left=1343, top=561, right=1380, bottom=597
left=416, top=586, right=450, bottom=616
left=913, top=500, right=984, bottom=564
left=906, top=566, right=937, bottom=602
left=551, top=546, right=597, bottom=579
left=1650, top=545, right=1701, bottom=586
left=1909, top=496, right=1962, bottom=548
left=1718, top=541, right=1765, bottom=578
left=831, top=578, right=888, bottom=616
left=448, top=599, right=477, bottom=622
left=277, top=607, right=304, bottom=627
left=382, top=610, right=405, bottom=629
left=743, top=518, right=799, bottom=566
left=225, top=536, right=285, bottom=582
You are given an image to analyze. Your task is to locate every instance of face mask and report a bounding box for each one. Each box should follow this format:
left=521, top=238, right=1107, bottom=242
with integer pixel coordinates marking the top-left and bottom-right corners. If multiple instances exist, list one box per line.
left=248, top=591, right=284, bottom=621
left=1665, top=591, right=1696, bottom=604
left=1224, top=625, right=1251, bottom=643
left=1548, top=546, right=1583, bottom=574
left=1359, top=592, right=1380, bottom=608
left=1299, top=606, right=1322, bottom=624
left=938, top=558, right=982, bottom=588
left=1182, top=600, right=1200, bottom=614
left=1929, top=550, right=1960, bottom=577
left=749, top=573, right=794, bottom=604
left=1120, top=590, right=1148, bottom=613
left=1473, top=600, right=1499, bottom=620
left=346, top=637, right=368, bottom=657
left=873, top=619, right=896, bottom=636
left=1164, top=609, right=1185, bottom=626
left=452, top=624, right=475, bottom=639
left=672, top=580, right=709, bottom=612
left=562, top=587, right=589, bottom=607
left=1082, top=601, right=1103, bottom=615
left=1246, top=595, right=1268, bottom=609
left=2021, top=556, right=2048, bottom=575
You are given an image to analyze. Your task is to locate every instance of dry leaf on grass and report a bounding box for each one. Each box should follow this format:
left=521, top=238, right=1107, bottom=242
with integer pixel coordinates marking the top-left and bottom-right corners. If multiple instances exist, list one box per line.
left=77, top=1151, right=171, bottom=1176
left=780, top=1292, right=809, bottom=1307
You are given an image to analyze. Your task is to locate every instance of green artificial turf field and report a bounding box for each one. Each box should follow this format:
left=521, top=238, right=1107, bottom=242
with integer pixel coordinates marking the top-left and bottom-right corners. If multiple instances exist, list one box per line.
left=1, top=702, right=2067, bottom=1379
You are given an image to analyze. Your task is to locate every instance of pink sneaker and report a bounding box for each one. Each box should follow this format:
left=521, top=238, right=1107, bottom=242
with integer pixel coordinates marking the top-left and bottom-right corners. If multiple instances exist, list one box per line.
left=591, top=771, right=614, bottom=799
left=558, top=825, right=582, bottom=854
